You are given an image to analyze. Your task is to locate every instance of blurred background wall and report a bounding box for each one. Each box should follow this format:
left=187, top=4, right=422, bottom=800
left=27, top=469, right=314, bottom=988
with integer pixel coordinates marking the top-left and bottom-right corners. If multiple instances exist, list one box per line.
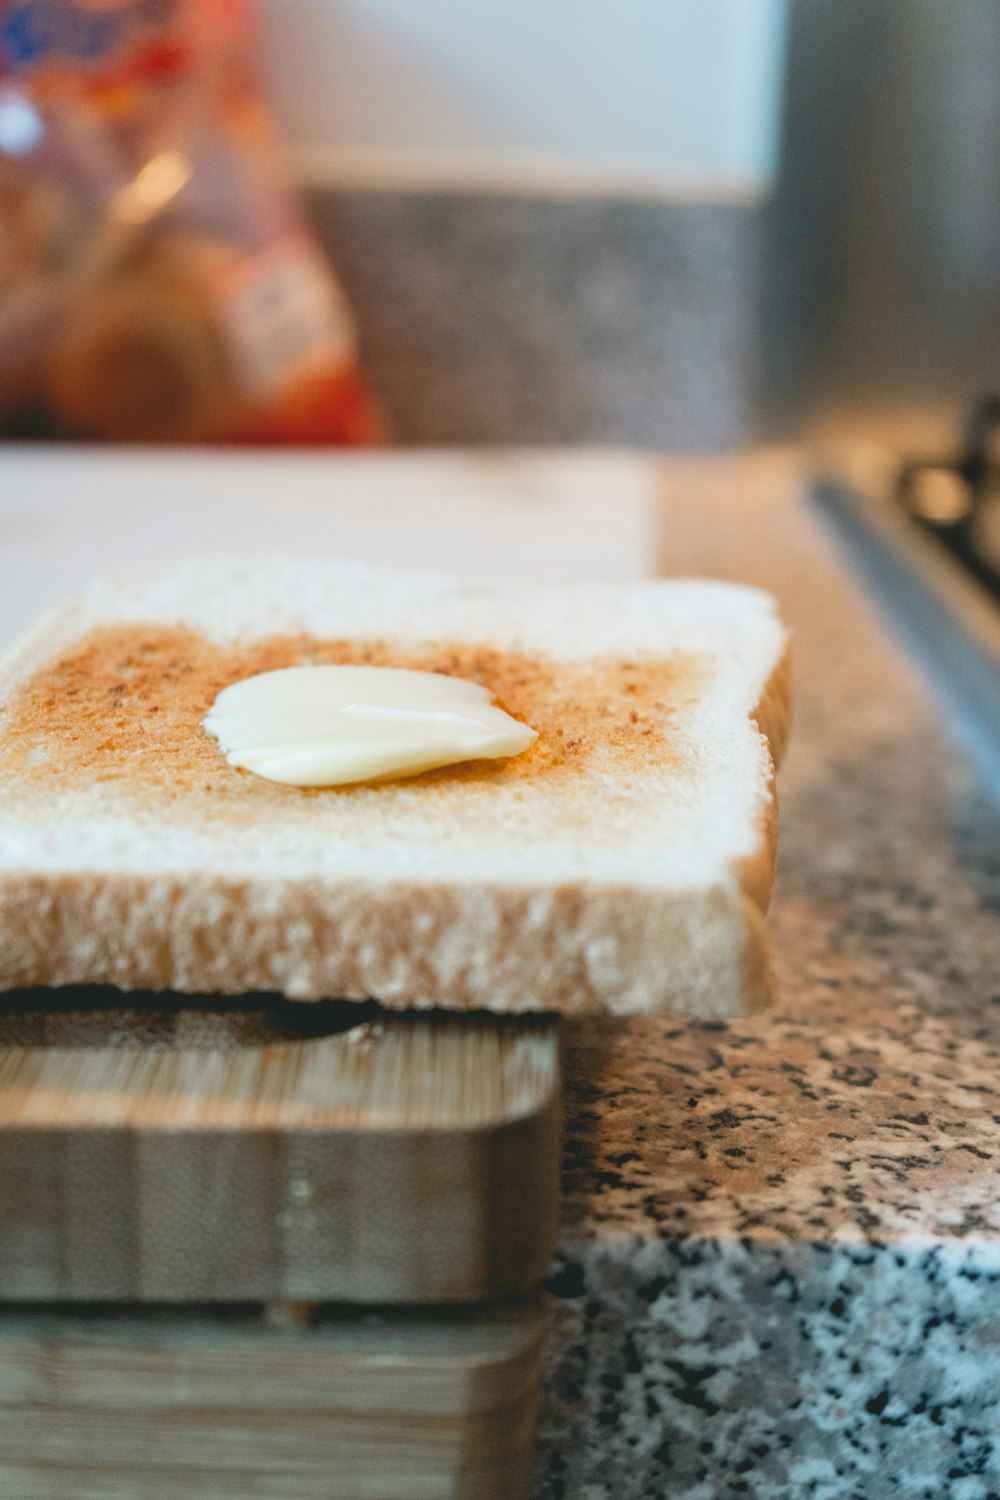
left=764, top=0, right=1000, bottom=448
left=256, top=0, right=789, bottom=449
left=261, top=0, right=787, bottom=192
left=253, top=0, right=1000, bottom=453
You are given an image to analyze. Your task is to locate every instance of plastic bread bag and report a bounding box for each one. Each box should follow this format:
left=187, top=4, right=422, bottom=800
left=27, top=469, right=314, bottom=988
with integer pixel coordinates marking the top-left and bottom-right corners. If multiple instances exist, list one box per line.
left=0, top=0, right=385, bottom=443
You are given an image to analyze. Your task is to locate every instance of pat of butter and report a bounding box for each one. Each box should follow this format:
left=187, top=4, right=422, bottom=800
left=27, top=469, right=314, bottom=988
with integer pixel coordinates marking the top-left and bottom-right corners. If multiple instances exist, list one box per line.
left=203, top=664, right=538, bottom=787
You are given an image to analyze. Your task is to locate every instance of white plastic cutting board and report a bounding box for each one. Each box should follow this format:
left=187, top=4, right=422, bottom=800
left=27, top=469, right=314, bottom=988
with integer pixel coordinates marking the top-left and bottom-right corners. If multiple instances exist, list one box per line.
left=0, top=446, right=658, bottom=649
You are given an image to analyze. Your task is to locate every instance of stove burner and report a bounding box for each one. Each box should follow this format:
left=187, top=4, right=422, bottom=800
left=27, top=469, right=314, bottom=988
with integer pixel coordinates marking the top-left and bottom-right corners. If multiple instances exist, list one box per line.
left=895, top=395, right=1000, bottom=601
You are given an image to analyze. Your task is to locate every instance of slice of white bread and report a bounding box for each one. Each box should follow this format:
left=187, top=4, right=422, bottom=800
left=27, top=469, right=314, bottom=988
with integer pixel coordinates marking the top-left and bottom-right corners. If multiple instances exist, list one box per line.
left=0, top=560, right=789, bottom=1015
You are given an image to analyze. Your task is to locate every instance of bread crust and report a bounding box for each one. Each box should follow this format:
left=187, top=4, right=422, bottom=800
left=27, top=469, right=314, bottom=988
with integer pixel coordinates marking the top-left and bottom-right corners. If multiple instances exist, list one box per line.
left=0, top=863, right=774, bottom=1016
left=734, top=642, right=792, bottom=1012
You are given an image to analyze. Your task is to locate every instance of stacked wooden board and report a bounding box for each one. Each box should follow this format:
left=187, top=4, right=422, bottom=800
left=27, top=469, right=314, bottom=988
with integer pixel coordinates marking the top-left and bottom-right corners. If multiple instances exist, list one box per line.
left=0, top=993, right=561, bottom=1499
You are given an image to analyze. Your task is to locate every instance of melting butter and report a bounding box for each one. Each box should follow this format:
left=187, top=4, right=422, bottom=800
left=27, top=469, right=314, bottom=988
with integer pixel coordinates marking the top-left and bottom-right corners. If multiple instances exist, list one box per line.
left=203, top=664, right=538, bottom=787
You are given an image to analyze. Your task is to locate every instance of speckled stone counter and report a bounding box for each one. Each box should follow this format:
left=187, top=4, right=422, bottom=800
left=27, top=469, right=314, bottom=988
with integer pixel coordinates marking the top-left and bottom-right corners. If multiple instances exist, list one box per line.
left=537, top=455, right=1000, bottom=1500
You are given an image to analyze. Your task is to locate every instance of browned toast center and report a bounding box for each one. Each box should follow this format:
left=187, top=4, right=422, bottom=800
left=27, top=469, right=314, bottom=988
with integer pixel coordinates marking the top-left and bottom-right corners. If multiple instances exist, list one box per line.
left=1, top=625, right=704, bottom=808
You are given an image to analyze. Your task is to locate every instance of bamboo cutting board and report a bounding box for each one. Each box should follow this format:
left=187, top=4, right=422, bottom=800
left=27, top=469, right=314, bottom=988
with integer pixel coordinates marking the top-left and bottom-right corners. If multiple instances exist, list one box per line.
left=0, top=1294, right=546, bottom=1500
left=0, top=995, right=560, bottom=1304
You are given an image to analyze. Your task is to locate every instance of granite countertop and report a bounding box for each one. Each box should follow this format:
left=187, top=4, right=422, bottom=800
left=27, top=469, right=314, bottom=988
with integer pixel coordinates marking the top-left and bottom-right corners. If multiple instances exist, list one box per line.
left=538, top=454, right=1000, bottom=1500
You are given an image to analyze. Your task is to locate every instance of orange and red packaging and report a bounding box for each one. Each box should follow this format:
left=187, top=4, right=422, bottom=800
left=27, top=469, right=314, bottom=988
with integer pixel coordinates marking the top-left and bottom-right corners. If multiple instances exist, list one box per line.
left=0, top=0, right=386, bottom=443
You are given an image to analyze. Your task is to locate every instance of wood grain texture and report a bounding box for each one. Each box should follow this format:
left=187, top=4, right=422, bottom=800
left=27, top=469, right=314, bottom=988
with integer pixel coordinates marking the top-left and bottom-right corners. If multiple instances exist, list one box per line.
left=0, top=998, right=560, bottom=1304
left=0, top=1295, right=545, bottom=1500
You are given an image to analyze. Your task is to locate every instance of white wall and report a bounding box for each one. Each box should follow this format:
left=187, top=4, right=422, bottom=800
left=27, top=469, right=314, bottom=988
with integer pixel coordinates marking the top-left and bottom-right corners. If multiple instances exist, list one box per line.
left=261, top=0, right=788, bottom=191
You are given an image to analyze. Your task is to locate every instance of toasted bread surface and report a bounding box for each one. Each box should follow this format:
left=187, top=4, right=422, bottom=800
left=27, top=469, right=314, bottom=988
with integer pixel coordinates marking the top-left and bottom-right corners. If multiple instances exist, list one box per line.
left=0, top=561, right=789, bottom=1015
